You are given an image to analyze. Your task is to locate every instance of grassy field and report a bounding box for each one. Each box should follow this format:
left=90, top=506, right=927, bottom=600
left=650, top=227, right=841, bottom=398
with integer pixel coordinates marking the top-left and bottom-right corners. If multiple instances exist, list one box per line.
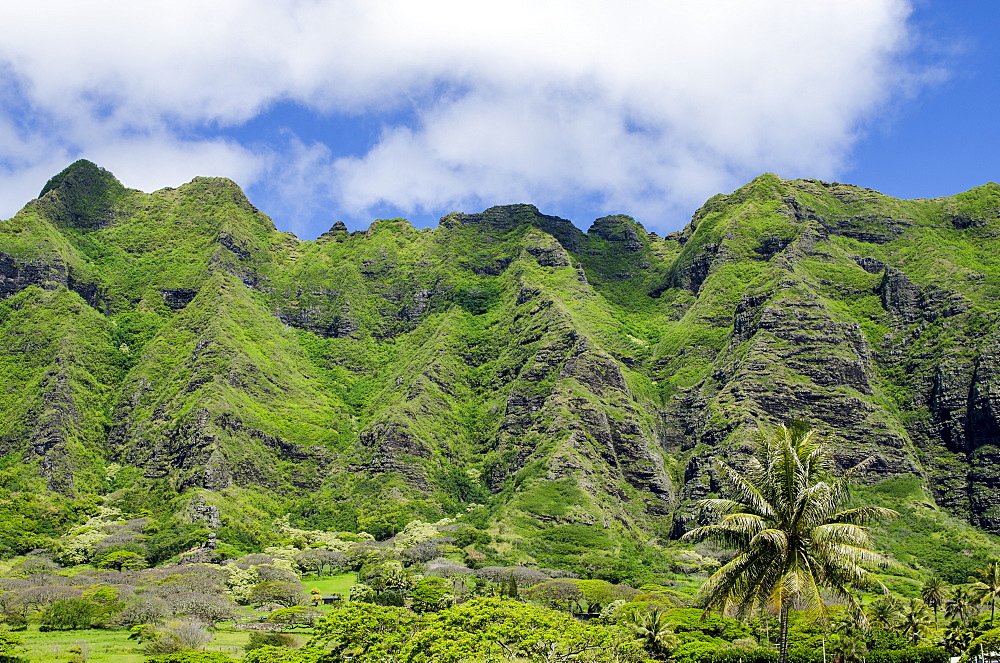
left=13, top=624, right=317, bottom=662
left=299, top=571, right=357, bottom=598
left=18, top=626, right=143, bottom=663
left=6, top=573, right=356, bottom=661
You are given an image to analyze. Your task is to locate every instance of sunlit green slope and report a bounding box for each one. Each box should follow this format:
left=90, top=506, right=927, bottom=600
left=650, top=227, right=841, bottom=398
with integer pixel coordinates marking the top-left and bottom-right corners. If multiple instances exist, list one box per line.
left=2, top=160, right=1000, bottom=571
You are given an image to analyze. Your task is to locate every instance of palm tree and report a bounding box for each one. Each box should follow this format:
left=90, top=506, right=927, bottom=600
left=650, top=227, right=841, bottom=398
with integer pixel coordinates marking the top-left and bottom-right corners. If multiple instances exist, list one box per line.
left=921, top=576, right=949, bottom=626
left=945, top=585, right=977, bottom=625
left=970, top=560, right=1000, bottom=626
left=625, top=605, right=680, bottom=658
left=829, top=632, right=868, bottom=663
left=901, top=598, right=932, bottom=645
left=830, top=608, right=865, bottom=636
left=868, top=595, right=902, bottom=630
left=940, top=623, right=976, bottom=657
left=682, top=421, right=898, bottom=663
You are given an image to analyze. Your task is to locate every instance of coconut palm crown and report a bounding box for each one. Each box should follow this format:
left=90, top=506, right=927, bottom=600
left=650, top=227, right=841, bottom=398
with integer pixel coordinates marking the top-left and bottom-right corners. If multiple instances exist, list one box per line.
left=681, top=421, right=898, bottom=663
left=970, top=559, right=1000, bottom=626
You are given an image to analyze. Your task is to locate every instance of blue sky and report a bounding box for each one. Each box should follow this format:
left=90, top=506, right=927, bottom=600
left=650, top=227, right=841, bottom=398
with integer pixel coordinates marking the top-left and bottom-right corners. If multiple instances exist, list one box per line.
left=0, top=1, right=996, bottom=239
left=843, top=2, right=1000, bottom=202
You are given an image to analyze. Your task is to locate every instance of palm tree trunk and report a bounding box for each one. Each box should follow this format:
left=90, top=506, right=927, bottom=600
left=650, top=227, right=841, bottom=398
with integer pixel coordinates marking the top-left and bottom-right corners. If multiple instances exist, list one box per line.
left=779, top=604, right=791, bottom=663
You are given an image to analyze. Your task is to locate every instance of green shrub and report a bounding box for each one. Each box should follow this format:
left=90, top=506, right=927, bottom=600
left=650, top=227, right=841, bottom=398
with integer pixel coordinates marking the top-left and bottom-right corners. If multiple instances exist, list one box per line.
left=711, top=649, right=779, bottom=663
left=672, top=641, right=721, bottom=663
left=870, top=646, right=948, bottom=663
left=146, top=653, right=240, bottom=663
left=245, top=631, right=295, bottom=651
left=39, top=598, right=100, bottom=630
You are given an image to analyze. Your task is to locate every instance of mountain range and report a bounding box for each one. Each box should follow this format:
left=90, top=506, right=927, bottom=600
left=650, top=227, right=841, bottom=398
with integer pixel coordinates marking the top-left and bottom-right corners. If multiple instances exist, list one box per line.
left=2, top=159, right=999, bottom=573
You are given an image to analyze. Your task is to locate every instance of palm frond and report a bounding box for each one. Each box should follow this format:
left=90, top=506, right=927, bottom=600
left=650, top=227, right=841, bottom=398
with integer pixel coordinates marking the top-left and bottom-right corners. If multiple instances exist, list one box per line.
left=688, top=420, right=896, bottom=663
left=715, top=461, right=775, bottom=518
left=829, top=505, right=899, bottom=525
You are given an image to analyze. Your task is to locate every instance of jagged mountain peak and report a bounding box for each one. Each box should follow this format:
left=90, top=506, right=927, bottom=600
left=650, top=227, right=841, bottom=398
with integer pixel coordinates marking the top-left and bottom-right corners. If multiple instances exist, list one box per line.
left=38, top=159, right=122, bottom=199
left=34, top=159, right=128, bottom=231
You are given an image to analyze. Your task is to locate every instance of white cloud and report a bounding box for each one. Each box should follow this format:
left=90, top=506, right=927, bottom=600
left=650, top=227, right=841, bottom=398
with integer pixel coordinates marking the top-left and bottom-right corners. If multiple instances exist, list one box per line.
left=0, top=0, right=922, bottom=232
left=256, top=136, right=338, bottom=237
left=86, top=136, right=265, bottom=197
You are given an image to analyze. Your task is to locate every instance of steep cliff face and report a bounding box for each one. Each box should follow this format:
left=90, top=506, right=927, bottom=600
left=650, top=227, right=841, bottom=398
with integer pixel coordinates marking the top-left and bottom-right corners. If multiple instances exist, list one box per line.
left=2, top=161, right=1000, bottom=559
left=0, top=286, right=114, bottom=494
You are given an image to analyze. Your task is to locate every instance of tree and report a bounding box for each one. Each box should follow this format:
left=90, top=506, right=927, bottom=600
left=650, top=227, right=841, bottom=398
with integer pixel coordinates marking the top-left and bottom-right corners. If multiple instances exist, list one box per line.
left=307, top=602, right=416, bottom=661
left=112, top=596, right=169, bottom=627
left=97, top=549, right=147, bottom=571
left=146, top=652, right=238, bottom=663
left=267, top=606, right=325, bottom=629
left=522, top=580, right=582, bottom=611
left=0, top=592, right=31, bottom=631
left=940, top=624, right=975, bottom=657
left=293, top=549, right=347, bottom=578
left=901, top=599, right=933, bottom=646
left=393, top=597, right=648, bottom=663
left=361, top=561, right=414, bottom=598
left=921, top=577, right=949, bottom=626
left=970, top=560, right=1000, bottom=626
left=83, top=584, right=124, bottom=621
left=624, top=605, right=680, bottom=658
left=829, top=632, right=867, bottom=663
left=0, top=629, right=27, bottom=659
left=411, top=577, right=454, bottom=614
left=9, top=556, right=59, bottom=577
left=681, top=421, right=898, bottom=663
left=963, top=627, right=1000, bottom=663
left=503, top=573, right=519, bottom=600
left=245, top=631, right=295, bottom=651
left=868, top=595, right=902, bottom=629
left=945, top=584, right=977, bottom=625
left=244, top=645, right=328, bottom=663
left=142, top=619, right=213, bottom=655
left=248, top=581, right=306, bottom=608
left=39, top=598, right=101, bottom=630
left=164, top=592, right=236, bottom=628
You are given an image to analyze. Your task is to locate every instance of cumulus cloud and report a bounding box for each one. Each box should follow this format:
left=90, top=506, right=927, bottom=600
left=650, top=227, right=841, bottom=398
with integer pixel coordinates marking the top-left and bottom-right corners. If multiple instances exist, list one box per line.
left=0, top=0, right=922, bottom=233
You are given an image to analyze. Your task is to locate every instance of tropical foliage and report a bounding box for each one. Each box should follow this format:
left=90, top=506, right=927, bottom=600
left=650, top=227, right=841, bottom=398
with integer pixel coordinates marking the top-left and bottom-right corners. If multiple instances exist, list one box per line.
left=683, top=422, right=897, bottom=663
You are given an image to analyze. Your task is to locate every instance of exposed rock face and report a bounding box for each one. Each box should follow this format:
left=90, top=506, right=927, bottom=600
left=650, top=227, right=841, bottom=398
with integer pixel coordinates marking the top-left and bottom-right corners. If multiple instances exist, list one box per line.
left=0, top=252, right=98, bottom=306
left=852, top=255, right=887, bottom=274
left=161, top=288, right=198, bottom=309
left=967, top=335, right=1000, bottom=450
left=668, top=278, right=919, bottom=535
left=755, top=235, right=794, bottom=260
left=880, top=269, right=924, bottom=322
left=673, top=243, right=720, bottom=294
left=930, top=357, right=975, bottom=453
left=25, top=369, right=79, bottom=493
left=0, top=252, right=58, bottom=299
left=357, top=423, right=432, bottom=491
left=442, top=204, right=582, bottom=252
left=588, top=215, right=645, bottom=252
left=970, top=446, right=1000, bottom=531
left=186, top=500, right=223, bottom=529
left=525, top=234, right=572, bottom=268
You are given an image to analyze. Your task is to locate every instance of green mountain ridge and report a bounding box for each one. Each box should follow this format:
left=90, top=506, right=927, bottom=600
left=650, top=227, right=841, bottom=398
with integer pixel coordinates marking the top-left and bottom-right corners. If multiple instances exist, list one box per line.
left=2, top=160, right=1000, bottom=574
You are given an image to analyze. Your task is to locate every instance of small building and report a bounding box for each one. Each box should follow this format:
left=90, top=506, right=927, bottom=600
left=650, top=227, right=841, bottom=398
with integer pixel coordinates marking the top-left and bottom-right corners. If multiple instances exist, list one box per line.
left=321, top=593, right=343, bottom=605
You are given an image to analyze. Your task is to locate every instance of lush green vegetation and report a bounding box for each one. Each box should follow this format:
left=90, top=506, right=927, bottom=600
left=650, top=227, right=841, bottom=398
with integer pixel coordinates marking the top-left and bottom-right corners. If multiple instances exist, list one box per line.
left=684, top=423, right=898, bottom=663
left=0, top=507, right=995, bottom=662
left=3, top=162, right=1000, bottom=661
